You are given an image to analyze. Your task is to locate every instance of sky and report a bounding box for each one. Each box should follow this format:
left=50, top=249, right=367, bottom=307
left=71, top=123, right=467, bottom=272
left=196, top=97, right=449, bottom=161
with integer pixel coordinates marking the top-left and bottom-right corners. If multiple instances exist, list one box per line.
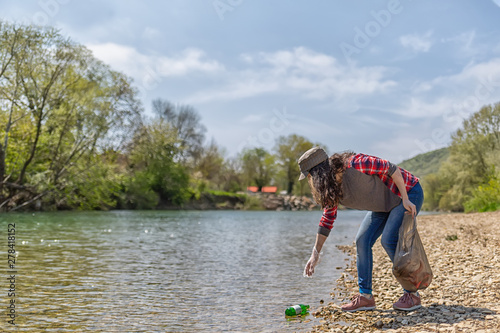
left=2, top=0, right=500, bottom=163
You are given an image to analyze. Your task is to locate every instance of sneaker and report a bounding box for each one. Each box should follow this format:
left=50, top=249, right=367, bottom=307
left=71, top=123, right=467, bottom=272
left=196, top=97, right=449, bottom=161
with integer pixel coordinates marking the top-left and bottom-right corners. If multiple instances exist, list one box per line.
left=341, top=294, right=376, bottom=312
left=393, top=292, right=421, bottom=311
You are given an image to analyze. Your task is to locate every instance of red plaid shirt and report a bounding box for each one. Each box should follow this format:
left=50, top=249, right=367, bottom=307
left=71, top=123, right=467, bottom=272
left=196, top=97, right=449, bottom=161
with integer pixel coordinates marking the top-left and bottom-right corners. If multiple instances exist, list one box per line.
left=319, top=153, right=419, bottom=232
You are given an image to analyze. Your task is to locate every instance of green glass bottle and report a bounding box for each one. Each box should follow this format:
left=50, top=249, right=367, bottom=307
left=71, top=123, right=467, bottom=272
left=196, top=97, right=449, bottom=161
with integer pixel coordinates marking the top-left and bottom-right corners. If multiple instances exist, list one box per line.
left=285, top=304, right=309, bottom=316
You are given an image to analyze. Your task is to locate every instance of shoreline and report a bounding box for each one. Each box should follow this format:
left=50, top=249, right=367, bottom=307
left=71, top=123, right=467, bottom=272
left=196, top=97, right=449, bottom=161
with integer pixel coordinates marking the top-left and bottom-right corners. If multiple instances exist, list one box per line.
left=310, top=211, right=500, bottom=332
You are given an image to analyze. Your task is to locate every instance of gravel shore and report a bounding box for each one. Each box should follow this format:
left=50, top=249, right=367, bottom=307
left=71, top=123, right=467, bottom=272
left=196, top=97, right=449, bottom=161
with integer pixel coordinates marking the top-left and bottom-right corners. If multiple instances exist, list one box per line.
left=310, top=211, right=500, bottom=333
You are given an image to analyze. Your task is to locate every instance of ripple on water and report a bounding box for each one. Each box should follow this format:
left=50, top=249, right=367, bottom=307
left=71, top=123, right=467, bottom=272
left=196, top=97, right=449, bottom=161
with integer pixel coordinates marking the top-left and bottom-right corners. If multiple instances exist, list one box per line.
left=1, top=210, right=365, bottom=332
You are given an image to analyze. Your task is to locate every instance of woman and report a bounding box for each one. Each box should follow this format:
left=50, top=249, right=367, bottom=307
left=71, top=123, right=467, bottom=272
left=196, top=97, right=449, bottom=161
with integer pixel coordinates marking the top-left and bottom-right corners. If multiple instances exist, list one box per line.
left=298, top=147, right=424, bottom=312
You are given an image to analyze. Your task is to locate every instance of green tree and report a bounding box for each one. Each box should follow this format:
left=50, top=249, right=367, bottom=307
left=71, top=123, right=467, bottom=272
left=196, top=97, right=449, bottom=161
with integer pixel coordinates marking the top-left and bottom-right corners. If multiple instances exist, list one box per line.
left=152, top=99, right=206, bottom=164
left=193, top=138, right=227, bottom=191
left=58, top=153, right=123, bottom=210
left=420, top=173, right=443, bottom=211
left=220, top=157, right=244, bottom=193
left=436, top=103, right=500, bottom=211
left=0, top=22, right=141, bottom=211
left=464, top=174, right=500, bottom=212
left=126, top=119, right=190, bottom=207
left=274, top=134, right=315, bottom=194
left=240, top=147, right=276, bottom=191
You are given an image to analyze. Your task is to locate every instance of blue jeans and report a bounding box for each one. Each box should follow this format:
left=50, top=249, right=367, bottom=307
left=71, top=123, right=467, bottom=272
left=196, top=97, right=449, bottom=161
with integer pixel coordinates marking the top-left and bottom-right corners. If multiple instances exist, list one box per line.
left=355, top=182, right=424, bottom=294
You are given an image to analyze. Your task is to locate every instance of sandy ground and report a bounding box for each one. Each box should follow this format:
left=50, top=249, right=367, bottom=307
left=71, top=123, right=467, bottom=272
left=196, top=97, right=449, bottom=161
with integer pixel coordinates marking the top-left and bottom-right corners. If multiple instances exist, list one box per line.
left=310, top=211, right=500, bottom=333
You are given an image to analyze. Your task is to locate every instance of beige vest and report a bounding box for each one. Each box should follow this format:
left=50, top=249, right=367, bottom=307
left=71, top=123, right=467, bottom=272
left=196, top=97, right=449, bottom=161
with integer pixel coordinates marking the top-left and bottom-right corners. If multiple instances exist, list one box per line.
left=340, top=167, right=401, bottom=212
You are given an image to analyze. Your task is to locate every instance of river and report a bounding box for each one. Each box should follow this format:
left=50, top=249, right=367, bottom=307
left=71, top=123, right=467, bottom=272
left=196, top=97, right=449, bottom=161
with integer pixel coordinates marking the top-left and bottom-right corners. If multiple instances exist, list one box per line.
left=0, top=209, right=371, bottom=332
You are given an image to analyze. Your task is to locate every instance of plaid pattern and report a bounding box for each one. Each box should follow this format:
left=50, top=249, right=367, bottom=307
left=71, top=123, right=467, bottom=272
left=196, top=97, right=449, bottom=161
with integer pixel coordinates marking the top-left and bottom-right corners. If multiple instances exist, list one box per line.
left=349, top=153, right=419, bottom=196
left=319, top=206, right=337, bottom=230
left=318, top=153, right=419, bottom=232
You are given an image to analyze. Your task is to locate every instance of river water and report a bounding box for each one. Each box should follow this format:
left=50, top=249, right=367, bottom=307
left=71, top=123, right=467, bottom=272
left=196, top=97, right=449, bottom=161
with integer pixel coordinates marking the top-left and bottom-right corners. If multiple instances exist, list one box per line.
left=0, top=209, right=369, bottom=332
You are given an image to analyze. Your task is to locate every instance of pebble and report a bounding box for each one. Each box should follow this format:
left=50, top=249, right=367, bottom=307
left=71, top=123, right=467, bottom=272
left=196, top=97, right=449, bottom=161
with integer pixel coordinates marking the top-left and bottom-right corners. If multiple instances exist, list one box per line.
left=310, top=211, right=500, bottom=333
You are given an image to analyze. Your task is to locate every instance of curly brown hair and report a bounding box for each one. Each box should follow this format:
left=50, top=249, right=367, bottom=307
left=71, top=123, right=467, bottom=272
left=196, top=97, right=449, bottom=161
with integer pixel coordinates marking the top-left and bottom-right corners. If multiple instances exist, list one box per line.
left=307, top=151, right=355, bottom=208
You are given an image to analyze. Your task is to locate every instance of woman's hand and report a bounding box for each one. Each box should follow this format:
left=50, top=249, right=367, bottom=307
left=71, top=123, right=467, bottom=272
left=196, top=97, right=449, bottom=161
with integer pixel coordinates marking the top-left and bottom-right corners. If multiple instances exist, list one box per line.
left=391, top=168, right=417, bottom=217
left=403, top=198, right=417, bottom=217
left=304, top=247, right=321, bottom=277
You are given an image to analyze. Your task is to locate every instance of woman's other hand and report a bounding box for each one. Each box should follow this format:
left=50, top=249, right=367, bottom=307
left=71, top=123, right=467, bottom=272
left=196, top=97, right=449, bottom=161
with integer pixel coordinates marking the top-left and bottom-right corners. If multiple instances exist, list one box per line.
left=304, top=247, right=321, bottom=277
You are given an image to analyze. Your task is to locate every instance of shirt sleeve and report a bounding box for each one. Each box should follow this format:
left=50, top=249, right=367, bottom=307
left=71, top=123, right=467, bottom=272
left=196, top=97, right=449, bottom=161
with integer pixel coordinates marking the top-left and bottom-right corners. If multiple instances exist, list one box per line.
left=318, top=206, right=337, bottom=237
left=351, top=153, right=397, bottom=176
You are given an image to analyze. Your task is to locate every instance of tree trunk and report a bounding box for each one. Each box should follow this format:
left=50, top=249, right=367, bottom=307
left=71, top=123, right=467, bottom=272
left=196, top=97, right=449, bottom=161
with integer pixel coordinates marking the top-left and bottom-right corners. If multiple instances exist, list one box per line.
left=0, top=143, right=4, bottom=192
left=18, top=110, right=43, bottom=185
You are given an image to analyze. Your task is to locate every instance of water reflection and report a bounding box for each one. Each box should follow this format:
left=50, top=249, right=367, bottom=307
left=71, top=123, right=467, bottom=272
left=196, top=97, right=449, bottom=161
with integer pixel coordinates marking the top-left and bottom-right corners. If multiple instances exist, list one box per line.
left=0, top=210, right=365, bottom=332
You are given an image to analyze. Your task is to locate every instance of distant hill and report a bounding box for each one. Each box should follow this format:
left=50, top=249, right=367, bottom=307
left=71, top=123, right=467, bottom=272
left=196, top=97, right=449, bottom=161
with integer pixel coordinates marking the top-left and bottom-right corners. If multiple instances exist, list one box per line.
left=399, top=147, right=450, bottom=178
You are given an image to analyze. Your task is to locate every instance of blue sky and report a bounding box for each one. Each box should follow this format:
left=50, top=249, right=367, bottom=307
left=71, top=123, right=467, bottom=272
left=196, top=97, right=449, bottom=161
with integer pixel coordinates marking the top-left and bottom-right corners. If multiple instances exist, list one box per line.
left=2, top=0, right=500, bottom=163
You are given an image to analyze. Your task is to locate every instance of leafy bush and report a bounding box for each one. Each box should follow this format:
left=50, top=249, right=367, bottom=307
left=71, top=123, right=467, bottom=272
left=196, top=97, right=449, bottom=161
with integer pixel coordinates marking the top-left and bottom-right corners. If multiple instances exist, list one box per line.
left=121, top=172, right=160, bottom=210
left=464, top=176, right=500, bottom=212
left=242, top=195, right=264, bottom=210
left=206, top=190, right=246, bottom=199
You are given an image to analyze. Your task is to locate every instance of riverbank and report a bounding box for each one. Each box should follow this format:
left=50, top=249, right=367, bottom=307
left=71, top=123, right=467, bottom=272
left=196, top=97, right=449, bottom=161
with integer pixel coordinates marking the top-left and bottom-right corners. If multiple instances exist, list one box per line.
left=160, top=192, right=318, bottom=211
left=310, top=211, right=500, bottom=332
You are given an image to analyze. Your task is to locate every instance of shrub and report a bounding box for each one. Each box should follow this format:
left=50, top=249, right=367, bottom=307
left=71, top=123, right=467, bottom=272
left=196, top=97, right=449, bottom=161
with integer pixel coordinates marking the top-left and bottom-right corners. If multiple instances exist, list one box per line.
left=464, top=176, right=500, bottom=212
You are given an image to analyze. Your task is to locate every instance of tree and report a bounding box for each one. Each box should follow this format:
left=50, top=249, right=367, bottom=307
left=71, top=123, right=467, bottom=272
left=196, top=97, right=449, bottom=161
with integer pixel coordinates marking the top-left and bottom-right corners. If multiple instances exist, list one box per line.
left=0, top=22, right=142, bottom=210
left=152, top=99, right=206, bottom=164
left=274, top=134, right=316, bottom=194
left=194, top=138, right=225, bottom=187
left=220, top=157, right=244, bottom=193
left=436, top=103, right=500, bottom=211
left=240, top=147, right=276, bottom=191
left=464, top=175, right=500, bottom=212
left=126, top=119, right=190, bottom=207
left=420, top=173, right=443, bottom=211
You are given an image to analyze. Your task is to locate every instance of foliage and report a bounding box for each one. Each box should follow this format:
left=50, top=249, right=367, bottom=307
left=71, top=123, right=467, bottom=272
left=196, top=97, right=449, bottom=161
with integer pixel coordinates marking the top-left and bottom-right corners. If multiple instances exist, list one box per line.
left=419, top=103, right=500, bottom=212
left=126, top=119, right=190, bottom=206
left=399, top=147, right=449, bottom=178
left=420, top=173, right=443, bottom=211
left=120, top=171, right=160, bottom=210
left=194, top=138, right=227, bottom=190
left=152, top=98, right=206, bottom=164
left=445, top=234, right=458, bottom=241
left=437, top=103, right=500, bottom=211
left=242, top=194, right=264, bottom=210
left=0, top=21, right=141, bottom=211
left=219, top=157, right=245, bottom=193
left=240, top=147, right=276, bottom=191
left=56, top=155, right=123, bottom=210
left=274, top=134, right=315, bottom=194
left=205, top=189, right=246, bottom=199
left=464, top=174, right=500, bottom=212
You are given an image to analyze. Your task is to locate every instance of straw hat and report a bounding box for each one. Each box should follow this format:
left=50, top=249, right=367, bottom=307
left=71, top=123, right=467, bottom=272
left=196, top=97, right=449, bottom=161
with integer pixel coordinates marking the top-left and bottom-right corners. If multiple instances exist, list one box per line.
left=298, top=147, right=329, bottom=180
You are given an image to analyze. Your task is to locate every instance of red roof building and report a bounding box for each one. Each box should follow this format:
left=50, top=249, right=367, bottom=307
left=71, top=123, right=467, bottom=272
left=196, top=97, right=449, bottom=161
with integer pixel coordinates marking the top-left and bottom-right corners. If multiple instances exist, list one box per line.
left=261, top=186, right=277, bottom=193
left=247, top=186, right=258, bottom=193
left=246, top=186, right=277, bottom=193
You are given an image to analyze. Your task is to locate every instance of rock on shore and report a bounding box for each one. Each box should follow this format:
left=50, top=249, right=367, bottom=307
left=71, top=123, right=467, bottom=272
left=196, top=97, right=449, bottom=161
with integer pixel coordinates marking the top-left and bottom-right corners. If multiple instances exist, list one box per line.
left=310, top=211, right=500, bottom=333
left=262, top=194, right=317, bottom=211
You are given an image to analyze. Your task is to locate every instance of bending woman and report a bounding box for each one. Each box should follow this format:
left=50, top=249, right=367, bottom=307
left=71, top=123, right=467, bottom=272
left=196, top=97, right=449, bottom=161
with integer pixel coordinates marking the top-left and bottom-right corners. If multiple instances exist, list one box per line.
left=299, top=147, right=424, bottom=312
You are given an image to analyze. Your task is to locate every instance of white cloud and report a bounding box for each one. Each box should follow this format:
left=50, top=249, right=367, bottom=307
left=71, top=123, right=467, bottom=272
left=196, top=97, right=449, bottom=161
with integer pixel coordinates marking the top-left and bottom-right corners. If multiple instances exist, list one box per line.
left=241, top=114, right=263, bottom=123
left=371, top=130, right=449, bottom=164
left=142, top=27, right=161, bottom=40
left=441, top=31, right=477, bottom=58
left=87, top=43, right=224, bottom=80
left=441, top=31, right=475, bottom=48
left=188, top=47, right=397, bottom=103
left=363, top=57, right=500, bottom=162
left=239, top=54, right=254, bottom=64
left=400, top=31, right=433, bottom=53
left=387, top=58, right=500, bottom=122
left=492, top=0, right=500, bottom=7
